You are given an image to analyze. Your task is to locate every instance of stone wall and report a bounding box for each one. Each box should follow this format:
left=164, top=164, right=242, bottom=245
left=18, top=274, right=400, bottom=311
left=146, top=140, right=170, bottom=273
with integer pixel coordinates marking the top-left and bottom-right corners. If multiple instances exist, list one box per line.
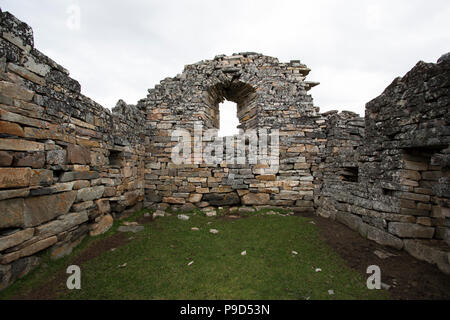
left=1, top=9, right=449, bottom=291
left=138, top=53, right=326, bottom=213
left=318, top=55, right=450, bottom=274
left=0, top=10, right=146, bottom=290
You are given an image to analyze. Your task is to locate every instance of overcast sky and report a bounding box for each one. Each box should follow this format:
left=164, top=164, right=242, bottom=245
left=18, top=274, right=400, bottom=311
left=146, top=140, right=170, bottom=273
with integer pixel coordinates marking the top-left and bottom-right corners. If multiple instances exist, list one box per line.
left=2, top=0, right=449, bottom=134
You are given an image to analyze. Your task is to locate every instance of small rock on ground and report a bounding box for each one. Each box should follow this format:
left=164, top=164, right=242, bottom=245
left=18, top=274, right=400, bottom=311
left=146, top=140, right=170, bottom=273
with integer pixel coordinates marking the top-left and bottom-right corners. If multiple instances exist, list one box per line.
left=118, top=225, right=144, bottom=233
left=210, top=229, right=219, bottom=234
left=374, top=249, right=397, bottom=259
left=177, top=214, right=190, bottom=221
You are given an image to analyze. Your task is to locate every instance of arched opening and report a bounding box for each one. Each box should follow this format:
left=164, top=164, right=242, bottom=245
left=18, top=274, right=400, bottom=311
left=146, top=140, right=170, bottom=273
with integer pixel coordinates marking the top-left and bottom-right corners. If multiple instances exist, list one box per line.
left=206, top=80, right=257, bottom=132
left=218, top=100, right=240, bottom=137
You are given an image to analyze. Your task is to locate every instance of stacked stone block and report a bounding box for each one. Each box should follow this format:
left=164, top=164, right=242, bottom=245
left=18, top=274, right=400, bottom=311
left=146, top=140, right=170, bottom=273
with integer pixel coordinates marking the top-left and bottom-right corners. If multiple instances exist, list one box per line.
left=0, top=10, right=146, bottom=290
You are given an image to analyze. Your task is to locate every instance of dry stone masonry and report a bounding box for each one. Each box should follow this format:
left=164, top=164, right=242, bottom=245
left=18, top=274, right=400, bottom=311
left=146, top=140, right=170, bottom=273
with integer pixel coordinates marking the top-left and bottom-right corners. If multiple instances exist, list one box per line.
left=0, top=10, right=449, bottom=290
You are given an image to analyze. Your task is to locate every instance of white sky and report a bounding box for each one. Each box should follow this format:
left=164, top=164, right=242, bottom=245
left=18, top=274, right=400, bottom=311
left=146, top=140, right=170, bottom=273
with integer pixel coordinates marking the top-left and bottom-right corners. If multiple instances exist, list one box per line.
left=2, top=0, right=449, bottom=134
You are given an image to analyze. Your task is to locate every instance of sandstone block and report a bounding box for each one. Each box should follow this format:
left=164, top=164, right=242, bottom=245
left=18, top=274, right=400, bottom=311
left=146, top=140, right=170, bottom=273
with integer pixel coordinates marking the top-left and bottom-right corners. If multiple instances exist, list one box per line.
left=188, top=193, right=203, bottom=203
left=90, top=214, right=113, bottom=236
left=23, top=191, right=77, bottom=227
left=0, top=138, right=44, bottom=152
left=0, top=228, right=34, bottom=251
left=0, top=198, right=25, bottom=229
left=242, top=192, right=270, bottom=205
left=36, top=211, right=88, bottom=238
left=0, top=81, right=34, bottom=101
left=0, top=236, right=57, bottom=264
left=0, top=168, right=30, bottom=189
left=0, top=120, right=24, bottom=137
left=67, top=144, right=90, bottom=165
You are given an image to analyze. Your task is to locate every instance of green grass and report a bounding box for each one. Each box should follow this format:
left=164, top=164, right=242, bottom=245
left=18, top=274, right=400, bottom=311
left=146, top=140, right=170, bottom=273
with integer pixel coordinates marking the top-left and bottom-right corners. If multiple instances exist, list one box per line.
left=0, top=209, right=389, bottom=300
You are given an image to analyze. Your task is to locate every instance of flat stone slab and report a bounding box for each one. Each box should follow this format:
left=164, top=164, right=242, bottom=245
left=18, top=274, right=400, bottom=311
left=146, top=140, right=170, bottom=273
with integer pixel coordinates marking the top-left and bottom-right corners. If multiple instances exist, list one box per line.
left=117, top=225, right=144, bottom=233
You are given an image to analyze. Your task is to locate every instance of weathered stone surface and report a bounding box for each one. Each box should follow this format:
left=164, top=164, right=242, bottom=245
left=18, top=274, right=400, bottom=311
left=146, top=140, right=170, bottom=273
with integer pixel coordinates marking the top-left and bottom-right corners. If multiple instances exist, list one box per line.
left=0, top=138, right=44, bottom=152
left=13, top=152, right=45, bottom=168
left=90, top=214, right=113, bottom=236
left=203, top=192, right=240, bottom=206
left=0, top=188, right=29, bottom=201
left=95, top=199, right=110, bottom=214
left=36, top=211, right=88, bottom=238
left=0, top=151, right=13, bottom=166
left=72, top=200, right=94, bottom=212
left=0, top=81, right=34, bottom=101
left=30, top=169, right=53, bottom=186
left=1, top=236, right=57, bottom=264
left=388, top=222, right=435, bottom=239
left=0, top=228, right=34, bottom=251
left=67, top=144, right=90, bottom=165
left=366, top=225, right=403, bottom=250
left=23, top=191, right=77, bottom=227
left=50, top=235, right=85, bottom=260
left=0, top=198, right=24, bottom=229
left=117, top=225, right=144, bottom=233
left=404, top=240, right=450, bottom=275
left=59, top=171, right=99, bottom=182
left=0, top=256, right=40, bottom=290
left=0, top=120, right=24, bottom=137
left=242, top=193, right=270, bottom=205
left=76, top=186, right=105, bottom=202
left=46, top=149, right=66, bottom=165
left=0, top=168, right=30, bottom=189
left=162, top=197, right=185, bottom=204
left=188, top=193, right=202, bottom=203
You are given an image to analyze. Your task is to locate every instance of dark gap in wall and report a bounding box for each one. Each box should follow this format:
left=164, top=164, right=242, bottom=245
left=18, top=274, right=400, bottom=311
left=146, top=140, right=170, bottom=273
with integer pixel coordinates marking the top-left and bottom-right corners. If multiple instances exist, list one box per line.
left=109, top=150, right=123, bottom=168
left=341, top=167, right=359, bottom=182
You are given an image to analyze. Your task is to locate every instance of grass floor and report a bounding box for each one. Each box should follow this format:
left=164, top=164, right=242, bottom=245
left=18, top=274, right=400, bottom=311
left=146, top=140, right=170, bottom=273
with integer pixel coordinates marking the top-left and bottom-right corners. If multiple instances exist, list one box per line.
left=0, top=209, right=389, bottom=300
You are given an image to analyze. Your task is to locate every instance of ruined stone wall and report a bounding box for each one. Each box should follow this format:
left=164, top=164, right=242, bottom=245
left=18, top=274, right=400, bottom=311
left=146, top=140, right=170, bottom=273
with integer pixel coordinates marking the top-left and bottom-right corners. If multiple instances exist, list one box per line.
left=0, top=10, right=146, bottom=290
left=1, top=8, right=449, bottom=291
left=318, top=55, right=450, bottom=274
left=139, top=53, right=327, bottom=213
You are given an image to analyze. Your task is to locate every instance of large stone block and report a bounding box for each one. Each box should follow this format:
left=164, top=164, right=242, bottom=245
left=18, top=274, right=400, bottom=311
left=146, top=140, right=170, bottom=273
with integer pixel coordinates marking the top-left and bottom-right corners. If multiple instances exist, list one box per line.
left=0, top=236, right=57, bottom=264
left=404, top=240, right=450, bottom=275
left=90, top=214, right=113, bottom=236
left=0, top=151, right=13, bottom=166
left=0, top=198, right=25, bottom=229
left=36, top=211, right=88, bottom=238
left=23, top=191, right=77, bottom=227
left=366, top=225, right=404, bottom=250
left=0, top=81, right=34, bottom=101
left=67, top=144, right=90, bottom=165
left=388, top=222, right=435, bottom=239
left=0, top=138, right=44, bottom=152
left=0, top=228, right=34, bottom=251
left=13, top=152, right=45, bottom=168
left=203, top=192, right=240, bottom=206
left=76, top=186, right=105, bottom=202
left=46, top=149, right=66, bottom=165
left=59, top=171, right=99, bottom=182
left=0, top=168, right=30, bottom=189
left=0, top=120, right=24, bottom=137
left=241, top=192, right=270, bottom=205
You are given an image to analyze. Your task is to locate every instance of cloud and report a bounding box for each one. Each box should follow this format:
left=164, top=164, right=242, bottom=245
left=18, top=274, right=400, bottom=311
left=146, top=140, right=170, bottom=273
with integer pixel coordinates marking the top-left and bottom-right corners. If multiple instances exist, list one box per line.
left=2, top=0, right=449, bottom=120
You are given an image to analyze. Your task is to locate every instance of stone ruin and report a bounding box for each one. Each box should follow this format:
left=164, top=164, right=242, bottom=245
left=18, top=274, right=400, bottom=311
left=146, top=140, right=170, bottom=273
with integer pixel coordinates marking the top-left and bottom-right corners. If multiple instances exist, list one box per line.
left=0, top=10, right=449, bottom=290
